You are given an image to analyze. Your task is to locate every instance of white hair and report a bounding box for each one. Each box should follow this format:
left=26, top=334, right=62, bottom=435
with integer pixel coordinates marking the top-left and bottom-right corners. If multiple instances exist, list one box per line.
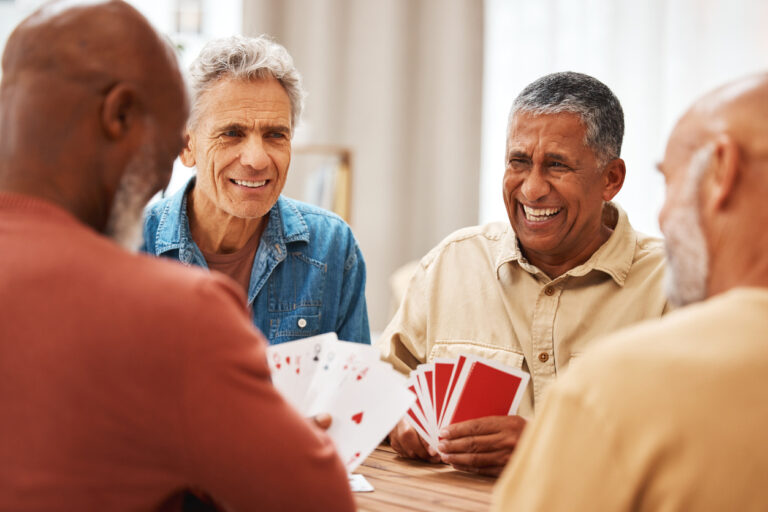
left=187, top=35, right=305, bottom=131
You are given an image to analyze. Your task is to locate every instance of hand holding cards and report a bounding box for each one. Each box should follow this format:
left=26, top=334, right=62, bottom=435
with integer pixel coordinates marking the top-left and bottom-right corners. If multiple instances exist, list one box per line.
left=267, top=333, right=415, bottom=473
left=404, top=354, right=530, bottom=452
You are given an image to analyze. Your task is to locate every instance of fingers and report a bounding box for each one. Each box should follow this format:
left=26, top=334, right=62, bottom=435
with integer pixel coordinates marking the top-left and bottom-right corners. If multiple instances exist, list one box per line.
left=440, top=415, right=526, bottom=440
left=311, top=413, right=332, bottom=430
left=389, top=419, right=436, bottom=462
left=441, top=450, right=511, bottom=474
left=439, top=431, right=512, bottom=454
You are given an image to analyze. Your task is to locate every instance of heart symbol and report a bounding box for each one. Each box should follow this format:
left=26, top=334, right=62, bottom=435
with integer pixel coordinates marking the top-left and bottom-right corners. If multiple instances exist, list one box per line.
left=351, top=412, right=363, bottom=424
left=286, top=356, right=291, bottom=364
left=295, top=368, right=300, bottom=374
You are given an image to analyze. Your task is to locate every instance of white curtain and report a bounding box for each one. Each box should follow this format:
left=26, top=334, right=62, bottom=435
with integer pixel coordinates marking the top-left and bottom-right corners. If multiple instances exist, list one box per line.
left=243, top=0, right=484, bottom=332
left=482, top=0, right=768, bottom=237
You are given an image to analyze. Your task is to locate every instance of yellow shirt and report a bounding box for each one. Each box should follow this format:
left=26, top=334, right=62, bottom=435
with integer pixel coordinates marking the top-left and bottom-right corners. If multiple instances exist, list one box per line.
left=493, top=288, right=768, bottom=511
left=376, top=203, right=667, bottom=418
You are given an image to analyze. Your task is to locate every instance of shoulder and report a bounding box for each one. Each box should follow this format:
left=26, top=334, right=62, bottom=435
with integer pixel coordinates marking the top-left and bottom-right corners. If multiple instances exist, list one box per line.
left=419, top=221, right=509, bottom=268
left=141, top=185, right=188, bottom=253
left=561, top=294, right=746, bottom=402
left=282, top=196, right=354, bottom=233
left=632, top=229, right=665, bottom=265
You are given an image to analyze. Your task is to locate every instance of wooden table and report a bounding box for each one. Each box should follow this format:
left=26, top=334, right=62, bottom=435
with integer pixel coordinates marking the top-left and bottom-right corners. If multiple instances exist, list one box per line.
left=353, top=445, right=496, bottom=511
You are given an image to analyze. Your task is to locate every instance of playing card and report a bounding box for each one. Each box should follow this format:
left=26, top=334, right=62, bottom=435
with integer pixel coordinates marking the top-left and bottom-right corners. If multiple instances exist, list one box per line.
left=403, top=376, right=438, bottom=451
left=267, top=333, right=338, bottom=412
left=323, top=364, right=415, bottom=473
left=348, top=474, right=374, bottom=493
left=304, top=341, right=380, bottom=417
left=414, top=363, right=437, bottom=438
left=403, top=354, right=530, bottom=451
left=432, top=358, right=455, bottom=427
left=440, top=355, right=530, bottom=428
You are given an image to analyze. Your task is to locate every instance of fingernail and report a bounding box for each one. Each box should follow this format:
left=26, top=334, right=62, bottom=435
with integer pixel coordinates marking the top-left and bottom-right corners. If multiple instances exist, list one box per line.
left=427, top=446, right=437, bottom=456
left=439, top=428, right=449, bottom=437
left=438, top=442, right=447, bottom=452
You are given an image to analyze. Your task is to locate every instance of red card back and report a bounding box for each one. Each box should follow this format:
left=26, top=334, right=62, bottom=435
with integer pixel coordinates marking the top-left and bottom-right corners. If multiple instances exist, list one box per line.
left=433, top=362, right=454, bottom=423
left=448, top=362, right=522, bottom=424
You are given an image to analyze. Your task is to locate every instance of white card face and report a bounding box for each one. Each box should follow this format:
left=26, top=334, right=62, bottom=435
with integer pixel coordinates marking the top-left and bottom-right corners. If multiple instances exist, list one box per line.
left=323, top=364, right=415, bottom=473
left=304, top=341, right=380, bottom=417
left=267, top=333, right=338, bottom=413
left=414, top=363, right=437, bottom=439
left=348, top=474, right=374, bottom=493
left=403, top=375, right=437, bottom=450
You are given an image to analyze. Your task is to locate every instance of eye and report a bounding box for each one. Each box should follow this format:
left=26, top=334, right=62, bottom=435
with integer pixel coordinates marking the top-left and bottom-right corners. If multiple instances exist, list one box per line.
left=548, top=161, right=571, bottom=170
left=267, top=131, right=287, bottom=139
left=222, top=129, right=242, bottom=138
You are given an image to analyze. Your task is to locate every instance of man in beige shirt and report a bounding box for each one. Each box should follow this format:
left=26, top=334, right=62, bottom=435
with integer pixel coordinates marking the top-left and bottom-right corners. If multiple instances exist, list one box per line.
left=377, top=72, right=667, bottom=475
left=493, top=74, right=768, bottom=510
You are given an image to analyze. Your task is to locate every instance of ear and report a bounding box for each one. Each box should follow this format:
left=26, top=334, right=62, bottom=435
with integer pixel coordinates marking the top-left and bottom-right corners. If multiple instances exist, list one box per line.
left=707, top=134, right=740, bottom=211
left=601, top=158, right=626, bottom=201
left=179, top=131, right=196, bottom=168
left=101, top=83, right=138, bottom=139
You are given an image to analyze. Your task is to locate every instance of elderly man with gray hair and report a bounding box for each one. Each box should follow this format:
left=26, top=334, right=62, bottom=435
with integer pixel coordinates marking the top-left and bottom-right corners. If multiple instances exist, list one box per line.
left=143, top=35, right=370, bottom=346
left=377, top=71, right=668, bottom=475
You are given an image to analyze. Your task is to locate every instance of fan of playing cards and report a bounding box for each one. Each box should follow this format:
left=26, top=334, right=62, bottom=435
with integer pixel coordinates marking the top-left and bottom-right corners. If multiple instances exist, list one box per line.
left=267, top=333, right=415, bottom=473
left=405, top=354, right=531, bottom=453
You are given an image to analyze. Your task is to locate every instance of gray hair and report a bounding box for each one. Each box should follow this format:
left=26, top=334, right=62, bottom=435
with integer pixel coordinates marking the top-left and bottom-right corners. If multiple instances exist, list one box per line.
left=509, top=72, right=624, bottom=165
left=187, top=34, right=305, bottom=131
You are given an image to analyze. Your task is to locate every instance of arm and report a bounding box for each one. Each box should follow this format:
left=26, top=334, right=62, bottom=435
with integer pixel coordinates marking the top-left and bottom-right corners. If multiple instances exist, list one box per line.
left=335, top=241, right=371, bottom=344
left=179, top=275, right=355, bottom=512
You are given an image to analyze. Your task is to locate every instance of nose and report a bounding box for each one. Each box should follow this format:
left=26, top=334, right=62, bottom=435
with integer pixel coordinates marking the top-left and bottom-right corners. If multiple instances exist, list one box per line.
left=520, top=166, right=550, bottom=202
left=240, top=135, right=270, bottom=170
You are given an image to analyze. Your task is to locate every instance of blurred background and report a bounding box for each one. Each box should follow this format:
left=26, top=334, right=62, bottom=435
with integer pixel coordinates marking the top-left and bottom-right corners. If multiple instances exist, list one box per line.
left=2, top=0, right=767, bottom=334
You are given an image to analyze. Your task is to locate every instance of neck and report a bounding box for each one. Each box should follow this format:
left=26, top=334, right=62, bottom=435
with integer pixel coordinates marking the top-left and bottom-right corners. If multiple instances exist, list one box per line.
left=705, top=220, right=768, bottom=297
left=188, top=185, right=267, bottom=254
left=0, top=163, right=108, bottom=231
left=523, top=222, right=613, bottom=279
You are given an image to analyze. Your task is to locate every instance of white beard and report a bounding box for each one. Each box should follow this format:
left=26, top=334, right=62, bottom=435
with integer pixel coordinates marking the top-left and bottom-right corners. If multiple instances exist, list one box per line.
left=104, top=144, right=158, bottom=252
left=663, top=146, right=712, bottom=307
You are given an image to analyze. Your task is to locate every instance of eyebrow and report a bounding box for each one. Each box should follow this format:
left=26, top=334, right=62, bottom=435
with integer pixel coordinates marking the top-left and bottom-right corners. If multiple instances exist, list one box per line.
left=507, top=150, right=530, bottom=159
left=212, top=123, right=292, bottom=134
left=544, top=152, right=571, bottom=162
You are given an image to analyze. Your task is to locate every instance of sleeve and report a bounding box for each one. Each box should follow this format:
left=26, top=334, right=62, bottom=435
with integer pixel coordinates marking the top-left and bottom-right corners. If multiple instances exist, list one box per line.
left=335, top=238, right=371, bottom=344
left=177, top=274, right=355, bottom=512
left=374, top=259, right=431, bottom=374
left=491, top=383, right=637, bottom=511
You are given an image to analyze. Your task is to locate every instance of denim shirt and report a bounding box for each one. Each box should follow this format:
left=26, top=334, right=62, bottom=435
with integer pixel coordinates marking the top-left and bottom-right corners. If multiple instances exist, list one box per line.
left=142, top=178, right=370, bottom=345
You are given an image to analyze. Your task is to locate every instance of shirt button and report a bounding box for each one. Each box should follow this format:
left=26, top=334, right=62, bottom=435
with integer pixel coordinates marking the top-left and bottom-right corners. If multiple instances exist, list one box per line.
left=538, top=352, right=549, bottom=363
left=297, top=318, right=307, bottom=329
left=544, top=287, right=555, bottom=296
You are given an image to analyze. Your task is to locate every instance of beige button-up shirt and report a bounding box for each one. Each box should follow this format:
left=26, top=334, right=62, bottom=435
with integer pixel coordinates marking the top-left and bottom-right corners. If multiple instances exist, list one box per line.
left=376, top=203, right=667, bottom=418
left=493, top=288, right=768, bottom=511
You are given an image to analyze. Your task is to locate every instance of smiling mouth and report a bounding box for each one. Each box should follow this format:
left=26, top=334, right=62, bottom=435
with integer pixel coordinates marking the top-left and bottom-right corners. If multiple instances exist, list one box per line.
left=521, top=204, right=562, bottom=222
left=231, top=178, right=267, bottom=189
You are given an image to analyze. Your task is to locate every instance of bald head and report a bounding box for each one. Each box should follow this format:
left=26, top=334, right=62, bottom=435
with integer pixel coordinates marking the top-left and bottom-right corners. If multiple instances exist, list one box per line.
left=0, top=0, right=188, bottom=233
left=659, top=73, right=768, bottom=303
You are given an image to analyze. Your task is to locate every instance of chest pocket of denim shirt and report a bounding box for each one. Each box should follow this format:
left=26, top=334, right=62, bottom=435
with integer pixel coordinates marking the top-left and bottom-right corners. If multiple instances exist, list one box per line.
left=268, top=251, right=326, bottom=339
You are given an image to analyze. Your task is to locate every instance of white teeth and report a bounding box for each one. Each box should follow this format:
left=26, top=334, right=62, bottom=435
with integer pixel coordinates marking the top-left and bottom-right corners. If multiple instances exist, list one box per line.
left=523, top=205, right=561, bottom=221
left=233, top=179, right=267, bottom=188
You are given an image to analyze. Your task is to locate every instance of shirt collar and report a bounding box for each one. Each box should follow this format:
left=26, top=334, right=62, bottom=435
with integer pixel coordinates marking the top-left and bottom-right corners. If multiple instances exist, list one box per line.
left=153, top=177, right=310, bottom=255
left=495, top=202, right=637, bottom=286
